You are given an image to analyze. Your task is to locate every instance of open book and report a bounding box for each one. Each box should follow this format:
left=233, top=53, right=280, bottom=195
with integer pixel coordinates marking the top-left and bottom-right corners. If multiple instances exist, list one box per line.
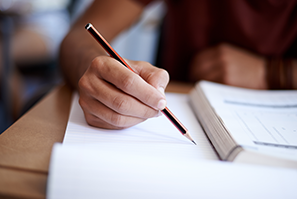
left=189, top=81, right=297, bottom=168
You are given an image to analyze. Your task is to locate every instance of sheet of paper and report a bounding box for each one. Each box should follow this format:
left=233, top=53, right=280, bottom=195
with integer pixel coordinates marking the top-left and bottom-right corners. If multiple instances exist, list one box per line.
left=200, top=81, right=297, bottom=158
left=48, top=91, right=297, bottom=198
left=63, top=92, right=218, bottom=161
left=47, top=144, right=297, bottom=199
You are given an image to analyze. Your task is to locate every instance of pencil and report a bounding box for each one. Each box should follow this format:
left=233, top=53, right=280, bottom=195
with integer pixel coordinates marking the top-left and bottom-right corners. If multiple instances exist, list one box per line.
left=85, top=23, right=196, bottom=145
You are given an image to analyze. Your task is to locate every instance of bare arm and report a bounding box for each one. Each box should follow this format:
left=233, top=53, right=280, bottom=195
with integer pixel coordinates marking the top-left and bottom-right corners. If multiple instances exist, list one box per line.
left=60, top=0, right=144, bottom=88
left=189, top=43, right=297, bottom=90
left=59, top=0, right=169, bottom=129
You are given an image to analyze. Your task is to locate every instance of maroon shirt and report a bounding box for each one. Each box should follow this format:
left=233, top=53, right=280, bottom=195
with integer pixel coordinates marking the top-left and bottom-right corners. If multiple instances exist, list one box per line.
left=134, top=0, right=297, bottom=81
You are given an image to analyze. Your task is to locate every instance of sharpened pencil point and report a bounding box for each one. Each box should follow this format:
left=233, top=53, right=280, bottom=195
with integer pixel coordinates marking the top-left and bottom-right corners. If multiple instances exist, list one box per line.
left=182, top=131, right=196, bottom=145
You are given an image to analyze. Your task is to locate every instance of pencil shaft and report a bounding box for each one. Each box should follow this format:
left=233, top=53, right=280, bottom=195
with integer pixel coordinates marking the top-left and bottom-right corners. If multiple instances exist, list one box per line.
left=161, top=107, right=187, bottom=135
left=85, top=23, right=134, bottom=72
left=85, top=23, right=195, bottom=144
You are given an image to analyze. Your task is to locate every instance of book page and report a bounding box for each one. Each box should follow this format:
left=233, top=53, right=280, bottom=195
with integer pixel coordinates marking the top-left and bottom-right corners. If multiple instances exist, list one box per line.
left=47, top=143, right=297, bottom=199
left=63, top=92, right=218, bottom=161
left=200, top=81, right=297, bottom=159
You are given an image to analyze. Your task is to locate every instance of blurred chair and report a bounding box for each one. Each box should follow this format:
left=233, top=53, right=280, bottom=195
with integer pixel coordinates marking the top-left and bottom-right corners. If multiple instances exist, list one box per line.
left=0, top=0, right=71, bottom=133
left=0, top=14, right=14, bottom=132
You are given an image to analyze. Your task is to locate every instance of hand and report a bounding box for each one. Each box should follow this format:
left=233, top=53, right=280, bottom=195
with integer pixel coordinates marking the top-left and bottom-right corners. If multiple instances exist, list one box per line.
left=189, top=43, right=267, bottom=89
left=78, top=56, right=169, bottom=129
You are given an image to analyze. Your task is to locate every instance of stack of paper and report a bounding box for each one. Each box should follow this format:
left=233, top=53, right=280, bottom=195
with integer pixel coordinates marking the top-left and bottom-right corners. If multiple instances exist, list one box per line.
left=47, top=93, right=297, bottom=199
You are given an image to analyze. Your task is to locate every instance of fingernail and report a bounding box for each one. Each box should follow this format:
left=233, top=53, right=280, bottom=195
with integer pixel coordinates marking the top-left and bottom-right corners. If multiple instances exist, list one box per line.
left=158, top=87, right=165, bottom=96
left=157, top=99, right=166, bottom=110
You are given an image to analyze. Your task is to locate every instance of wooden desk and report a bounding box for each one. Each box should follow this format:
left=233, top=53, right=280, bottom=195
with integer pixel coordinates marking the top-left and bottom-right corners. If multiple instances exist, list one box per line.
left=0, top=82, right=194, bottom=199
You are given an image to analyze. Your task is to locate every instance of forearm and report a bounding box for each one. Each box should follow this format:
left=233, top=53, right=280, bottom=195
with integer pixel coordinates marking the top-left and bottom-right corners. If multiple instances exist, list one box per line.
left=188, top=43, right=297, bottom=90
left=59, top=26, right=103, bottom=89
left=59, top=0, right=144, bottom=89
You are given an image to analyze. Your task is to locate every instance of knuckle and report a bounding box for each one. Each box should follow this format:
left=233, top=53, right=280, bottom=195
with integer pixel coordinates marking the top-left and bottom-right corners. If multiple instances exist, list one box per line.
left=147, top=68, right=170, bottom=86
left=84, top=114, right=96, bottom=126
left=90, top=57, right=100, bottom=71
left=91, top=56, right=103, bottom=68
left=78, top=97, right=93, bottom=117
left=121, top=74, right=136, bottom=90
left=78, top=76, right=88, bottom=90
left=91, top=56, right=109, bottom=73
left=78, top=76, right=94, bottom=95
left=158, top=68, right=170, bottom=83
left=112, top=96, right=130, bottom=114
left=85, top=114, right=106, bottom=129
left=109, top=112, right=125, bottom=127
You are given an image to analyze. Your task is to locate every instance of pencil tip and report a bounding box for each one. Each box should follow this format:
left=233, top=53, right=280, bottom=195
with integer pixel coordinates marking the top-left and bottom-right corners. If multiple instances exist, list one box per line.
left=192, top=140, right=197, bottom=145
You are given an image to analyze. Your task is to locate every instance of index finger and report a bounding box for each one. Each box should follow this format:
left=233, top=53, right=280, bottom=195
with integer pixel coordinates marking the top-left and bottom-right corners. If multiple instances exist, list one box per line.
left=93, top=57, right=167, bottom=111
left=127, top=60, right=170, bottom=96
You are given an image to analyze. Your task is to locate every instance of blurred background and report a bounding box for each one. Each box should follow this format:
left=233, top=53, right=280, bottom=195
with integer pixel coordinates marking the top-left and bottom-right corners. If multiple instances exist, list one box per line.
left=0, top=0, right=72, bottom=133
left=0, top=0, right=166, bottom=133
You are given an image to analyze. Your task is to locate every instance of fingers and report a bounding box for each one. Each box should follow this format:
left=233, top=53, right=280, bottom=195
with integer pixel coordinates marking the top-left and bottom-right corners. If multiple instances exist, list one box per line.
left=93, top=57, right=167, bottom=110
left=189, top=43, right=267, bottom=89
left=128, top=60, right=170, bottom=95
left=78, top=55, right=168, bottom=129
left=190, top=54, right=218, bottom=81
left=79, top=93, right=147, bottom=129
left=190, top=43, right=235, bottom=82
left=199, top=64, right=224, bottom=83
left=80, top=72, right=160, bottom=118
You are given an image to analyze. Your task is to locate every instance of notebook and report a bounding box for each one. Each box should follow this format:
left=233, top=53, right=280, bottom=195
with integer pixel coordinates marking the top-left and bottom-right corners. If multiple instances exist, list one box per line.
left=190, top=81, right=297, bottom=168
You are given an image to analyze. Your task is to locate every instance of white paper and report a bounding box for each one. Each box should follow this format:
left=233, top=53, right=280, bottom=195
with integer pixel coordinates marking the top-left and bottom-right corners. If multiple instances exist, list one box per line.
left=47, top=91, right=297, bottom=199
left=47, top=144, right=297, bottom=199
left=63, top=92, right=218, bottom=161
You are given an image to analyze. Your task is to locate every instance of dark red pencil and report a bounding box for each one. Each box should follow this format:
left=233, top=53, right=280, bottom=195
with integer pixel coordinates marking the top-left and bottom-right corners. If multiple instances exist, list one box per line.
left=85, top=23, right=196, bottom=145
